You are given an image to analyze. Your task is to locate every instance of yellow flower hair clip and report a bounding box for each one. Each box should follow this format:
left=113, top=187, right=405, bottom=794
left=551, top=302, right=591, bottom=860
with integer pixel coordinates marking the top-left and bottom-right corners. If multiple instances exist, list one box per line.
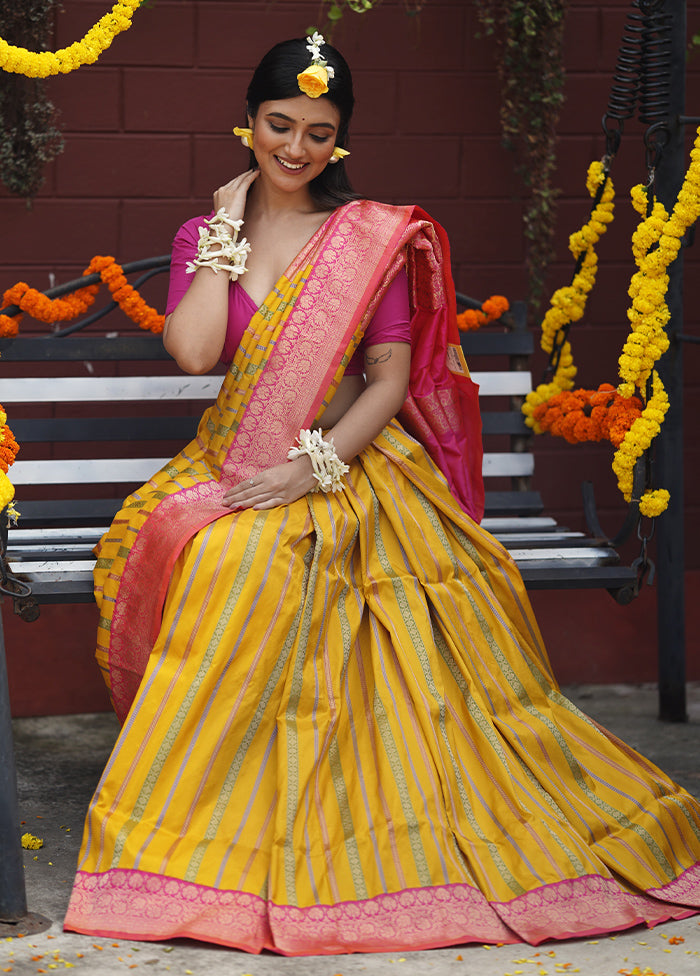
left=297, top=32, right=334, bottom=98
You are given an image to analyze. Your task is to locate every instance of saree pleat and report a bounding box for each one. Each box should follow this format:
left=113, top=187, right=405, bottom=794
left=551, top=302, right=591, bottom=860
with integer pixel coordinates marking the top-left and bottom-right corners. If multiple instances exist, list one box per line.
left=66, top=420, right=700, bottom=953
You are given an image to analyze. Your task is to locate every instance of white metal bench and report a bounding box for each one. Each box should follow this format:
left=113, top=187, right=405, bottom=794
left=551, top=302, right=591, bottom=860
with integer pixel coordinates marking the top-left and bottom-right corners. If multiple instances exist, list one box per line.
left=0, top=297, right=635, bottom=611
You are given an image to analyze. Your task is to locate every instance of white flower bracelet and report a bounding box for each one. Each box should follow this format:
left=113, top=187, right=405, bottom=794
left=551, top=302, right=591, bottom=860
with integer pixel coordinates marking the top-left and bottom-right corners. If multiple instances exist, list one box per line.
left=287, top=429, right=349, bottom=494
left=186, top=207, right=251, bottom=281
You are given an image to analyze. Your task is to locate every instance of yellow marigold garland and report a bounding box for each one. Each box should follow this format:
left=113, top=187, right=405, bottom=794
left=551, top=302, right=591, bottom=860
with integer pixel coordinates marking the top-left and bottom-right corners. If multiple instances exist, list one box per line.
left=0, top=1, right=142, bottom=78
left=522, top=160, right=615, bottom=432
left=612, top=127, right=700, bottom=517
left=0, top=406, right=20, bottom=520
left=613, top=371, right=670, bottom=518
left=524, top=130, right=700, bottom=519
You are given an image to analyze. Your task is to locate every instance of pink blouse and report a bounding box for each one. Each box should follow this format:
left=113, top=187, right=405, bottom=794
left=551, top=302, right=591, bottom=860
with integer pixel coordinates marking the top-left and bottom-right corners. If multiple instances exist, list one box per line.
left=165, top=214, right=411, bottom=375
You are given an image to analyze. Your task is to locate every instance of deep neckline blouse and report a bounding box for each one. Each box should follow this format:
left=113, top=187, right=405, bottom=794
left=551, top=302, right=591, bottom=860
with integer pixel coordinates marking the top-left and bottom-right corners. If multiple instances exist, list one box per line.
left=165, top=212, right=410, bottom=375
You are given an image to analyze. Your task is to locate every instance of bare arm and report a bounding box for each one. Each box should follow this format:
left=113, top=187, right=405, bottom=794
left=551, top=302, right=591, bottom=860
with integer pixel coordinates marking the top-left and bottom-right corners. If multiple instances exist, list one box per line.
left=163, top=169, right=259, bottom=374
left=223, top=341, right=411, bottom=509
left=323, top=342, right=410, bottom=463
left=162, top=269, right=230, bottom=375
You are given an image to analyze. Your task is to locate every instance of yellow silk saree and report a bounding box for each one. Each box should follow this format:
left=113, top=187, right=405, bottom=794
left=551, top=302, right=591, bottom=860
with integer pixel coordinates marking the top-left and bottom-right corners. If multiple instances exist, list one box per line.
left=65, top=201, right=700, bottom=954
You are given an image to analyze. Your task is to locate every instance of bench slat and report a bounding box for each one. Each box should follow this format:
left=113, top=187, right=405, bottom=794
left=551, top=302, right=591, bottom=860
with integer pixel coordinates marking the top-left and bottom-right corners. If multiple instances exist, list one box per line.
left=473, top=371, right=532, bottom=396
left=507, top=547, right=621, bottom=565
left=11, top=449, right=534, bottom=485
left=482, top=453, right=534, bottom=477
left=480, top=412, right=531, bottom=435
left=0, top=335, right=171, bottom=362
left=481, top=516, right=557, bottom=531
left=520, top=565, right=636, bottom=589
left=11, top=416, right=199, bottom=443
left=5, top=532, right=600, bottom=563
left=10, top=458, right=171, bottom=485
left=8, top=527, right=107, bottom=543
left=9, top=545, right=630, bottom=598
left=8, top=494, right=547, bottom=529
left=460, top=331, right=533, bottom=356
left=1, top=375, right=221, bottom=403
left=1, top=330, right=535, bottom=362
left=13, top=412, right=529, bottom=441
left=14, top=412, right=529, bottom=442
left=0, top=370, right=531, bottom=404
left=7, top=562, right=96, bottom=582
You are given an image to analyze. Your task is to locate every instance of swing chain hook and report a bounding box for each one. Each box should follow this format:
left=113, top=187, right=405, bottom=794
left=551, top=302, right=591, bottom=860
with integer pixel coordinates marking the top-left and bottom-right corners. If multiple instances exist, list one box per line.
left=630, top=515, right=657, bottom=595
left=644, top=121, right=670, bottom=185
left=0, top=524, right=37, bottom=620
left=602, top=114, right=623, bottom=162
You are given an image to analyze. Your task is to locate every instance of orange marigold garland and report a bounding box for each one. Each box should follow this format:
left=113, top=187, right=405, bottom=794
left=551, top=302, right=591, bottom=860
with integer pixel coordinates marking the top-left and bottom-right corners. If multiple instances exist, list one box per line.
left=456, top=295, right=509, bottom=331
left=0, top=280, right=100, bottom=336
left=532, top=384, right=643, bottom=447
left=0, top=256, right=165, bottom=335
left=87, top=256, right=165, bottom=334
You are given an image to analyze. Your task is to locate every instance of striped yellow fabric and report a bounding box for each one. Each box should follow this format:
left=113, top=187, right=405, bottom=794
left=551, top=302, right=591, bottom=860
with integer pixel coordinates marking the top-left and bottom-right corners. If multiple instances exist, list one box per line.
left=67, top=420, right=700, bottom=952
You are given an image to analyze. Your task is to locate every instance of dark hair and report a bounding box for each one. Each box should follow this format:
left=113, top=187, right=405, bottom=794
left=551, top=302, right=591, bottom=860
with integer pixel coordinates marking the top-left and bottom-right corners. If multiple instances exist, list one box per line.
left=244, top=37, right=358, bottom=211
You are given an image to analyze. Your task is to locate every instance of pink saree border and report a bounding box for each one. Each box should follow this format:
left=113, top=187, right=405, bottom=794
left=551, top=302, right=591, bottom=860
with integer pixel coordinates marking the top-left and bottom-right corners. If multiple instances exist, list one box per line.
left=65, top=866, right=700, bottom=955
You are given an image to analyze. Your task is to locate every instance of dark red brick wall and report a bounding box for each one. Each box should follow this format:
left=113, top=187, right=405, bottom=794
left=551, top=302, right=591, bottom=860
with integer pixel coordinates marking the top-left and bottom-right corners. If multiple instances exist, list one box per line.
left=2, top=1, right=700, bottom=712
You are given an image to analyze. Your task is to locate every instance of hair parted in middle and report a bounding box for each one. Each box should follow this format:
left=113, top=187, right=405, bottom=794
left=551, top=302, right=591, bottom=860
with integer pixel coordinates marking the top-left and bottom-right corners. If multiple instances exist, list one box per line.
left=243, top=37, right=358, bottom=211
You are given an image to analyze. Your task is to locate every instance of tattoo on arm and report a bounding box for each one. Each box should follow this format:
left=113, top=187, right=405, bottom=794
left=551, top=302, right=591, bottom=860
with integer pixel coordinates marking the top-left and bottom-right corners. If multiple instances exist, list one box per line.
left=366, top=348, right=392, bottom=366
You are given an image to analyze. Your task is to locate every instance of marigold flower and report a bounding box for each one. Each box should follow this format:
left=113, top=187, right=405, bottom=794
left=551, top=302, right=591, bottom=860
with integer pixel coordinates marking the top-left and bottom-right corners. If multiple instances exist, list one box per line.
left=21, top=832, right=43, bottom=850
left=0, top=1, right=142, bottom=77
left=456, top=295, right=509, bottom=332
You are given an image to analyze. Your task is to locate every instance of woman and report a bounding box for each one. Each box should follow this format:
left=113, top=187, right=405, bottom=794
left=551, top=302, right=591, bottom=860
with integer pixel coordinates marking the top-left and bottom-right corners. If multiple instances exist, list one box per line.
left=65, top=36, right=700, bottom=955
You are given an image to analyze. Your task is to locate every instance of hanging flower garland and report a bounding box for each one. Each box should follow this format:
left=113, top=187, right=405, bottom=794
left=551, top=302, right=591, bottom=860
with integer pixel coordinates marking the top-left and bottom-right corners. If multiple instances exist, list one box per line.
left=613, top=371, right=670, bottom=518
left=611, top=127, right=700, bottom=518
left=0, top=406, right=19, bottom=520
left=0, top=256, right=165, bottom=335
left=523, top=126, right=700, bottom=520
left=456, top=295, right=509, bottom=331
left=0, top=0, right=141, bottom=78
left=522, top=160, right=615, bottom=432
left=87, top=256, right=165, bottom=334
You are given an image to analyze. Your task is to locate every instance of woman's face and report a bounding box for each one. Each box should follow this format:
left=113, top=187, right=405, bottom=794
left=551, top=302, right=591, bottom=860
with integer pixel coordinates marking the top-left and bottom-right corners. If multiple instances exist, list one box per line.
left=248, top=95, right=341, bottom=192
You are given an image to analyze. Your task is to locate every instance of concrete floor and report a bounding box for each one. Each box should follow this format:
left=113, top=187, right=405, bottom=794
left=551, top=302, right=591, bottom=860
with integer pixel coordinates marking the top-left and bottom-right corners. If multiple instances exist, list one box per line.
left=2, top=683, right=700, bottom=975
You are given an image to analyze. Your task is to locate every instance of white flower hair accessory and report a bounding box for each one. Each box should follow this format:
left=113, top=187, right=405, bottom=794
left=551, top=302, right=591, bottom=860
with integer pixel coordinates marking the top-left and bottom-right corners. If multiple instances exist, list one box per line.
left=297, top=31, right=335, bottom=98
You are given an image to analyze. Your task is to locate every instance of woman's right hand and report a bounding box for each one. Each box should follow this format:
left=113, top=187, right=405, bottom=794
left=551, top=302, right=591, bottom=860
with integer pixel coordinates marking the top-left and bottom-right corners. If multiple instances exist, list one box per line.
left=213, top=169, right=260, bottom=222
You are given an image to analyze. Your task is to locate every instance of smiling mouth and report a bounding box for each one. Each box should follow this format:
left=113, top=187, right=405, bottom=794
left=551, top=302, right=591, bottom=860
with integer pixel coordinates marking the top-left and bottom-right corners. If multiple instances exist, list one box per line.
left=275, top=156, right=308, bottom=171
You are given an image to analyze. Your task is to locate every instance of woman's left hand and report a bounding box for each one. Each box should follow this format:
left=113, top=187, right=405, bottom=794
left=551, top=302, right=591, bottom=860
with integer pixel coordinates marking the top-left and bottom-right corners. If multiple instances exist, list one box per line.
left=223, top=455, right=317, bottom=510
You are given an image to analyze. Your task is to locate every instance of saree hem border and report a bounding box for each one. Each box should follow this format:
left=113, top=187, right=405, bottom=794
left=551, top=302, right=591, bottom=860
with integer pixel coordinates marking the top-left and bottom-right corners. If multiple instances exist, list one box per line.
left=64, top=866, right=700, bottom=955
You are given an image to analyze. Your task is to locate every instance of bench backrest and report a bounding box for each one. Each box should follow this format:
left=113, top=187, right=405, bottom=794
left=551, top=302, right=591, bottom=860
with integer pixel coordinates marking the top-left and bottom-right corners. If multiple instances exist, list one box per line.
left=1, top=300, right=538, bottom=527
